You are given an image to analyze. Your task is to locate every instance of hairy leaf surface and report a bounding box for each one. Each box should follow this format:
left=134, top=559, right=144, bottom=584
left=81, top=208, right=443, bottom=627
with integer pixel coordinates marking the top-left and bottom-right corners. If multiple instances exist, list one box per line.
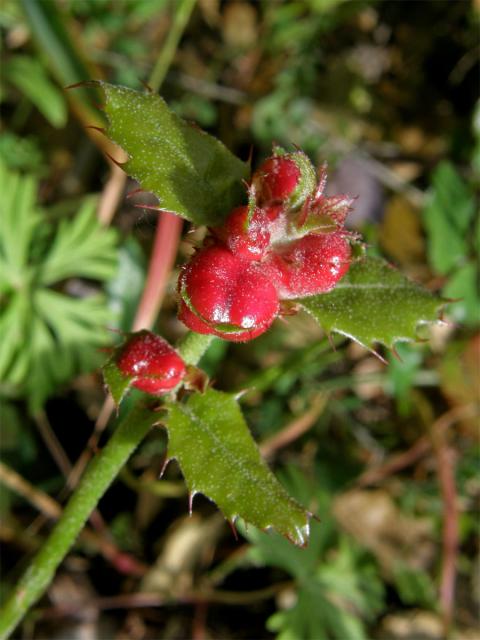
left=165, top=389, right=311, bottom=546
left=300, top=256, right=442, bottom=351
left=102, top=357, right=133, bottom=408
left=99, top=83, right=249, bottom=225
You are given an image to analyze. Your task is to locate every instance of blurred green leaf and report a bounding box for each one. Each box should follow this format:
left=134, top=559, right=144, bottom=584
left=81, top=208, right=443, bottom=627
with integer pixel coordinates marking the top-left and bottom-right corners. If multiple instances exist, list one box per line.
left=442, top=262, right=479, bottom=326
left=423, top=161, right=476, bottom=275
left=106, top=238, right=146, bottom=332
left=0, top=162, right=117, bottom=411
left=392, top=562, right=436, bottom=608
left=100, top=82, right=249, bottom=225
left=246, top=518, right=331, bottom=580
left=268, top=583, right=370, bottom=640
left=0, top=163, right=40, bottom=278
left=20, top=0, right=105, bottom=127
left=0, top=133, right=44, bottom=173
left=39, top=197, right=118, bottom=285
left=474, top=216, right=480, bottom=257
left=165, top=389, right=311, bottom=546
left=5, top=56, right=67, bottom=128
left=386, top=342, right=423, bottom=415
left=300, top=256, right=442, bottom=351
left=246, top=522, right=383, bottom=640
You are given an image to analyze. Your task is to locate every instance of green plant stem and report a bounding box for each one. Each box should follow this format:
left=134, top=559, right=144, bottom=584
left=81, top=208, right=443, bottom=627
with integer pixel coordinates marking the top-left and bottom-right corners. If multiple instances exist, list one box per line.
left=148, top=0, right=197, bottom=93
left=0, top=331, right=214, bottom=640
left=178, top=331, right=215, bottom=365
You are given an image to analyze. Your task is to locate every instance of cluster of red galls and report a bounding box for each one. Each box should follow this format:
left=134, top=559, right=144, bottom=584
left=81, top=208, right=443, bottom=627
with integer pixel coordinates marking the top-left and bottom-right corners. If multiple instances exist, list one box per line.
left=115, top=151, right=355, bottom=396
left=177, top=149, right=354, bottom=342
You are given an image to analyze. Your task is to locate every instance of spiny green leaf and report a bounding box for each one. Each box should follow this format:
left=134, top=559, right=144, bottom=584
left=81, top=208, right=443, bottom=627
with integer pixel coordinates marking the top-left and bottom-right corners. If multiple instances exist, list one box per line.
left=300, top=256, right=443, bottom=352
left=99, top=82, right=249, bottom=225
left=164, top=389, right=311, bottom=546
left=102, top=357, right=133, bottom=408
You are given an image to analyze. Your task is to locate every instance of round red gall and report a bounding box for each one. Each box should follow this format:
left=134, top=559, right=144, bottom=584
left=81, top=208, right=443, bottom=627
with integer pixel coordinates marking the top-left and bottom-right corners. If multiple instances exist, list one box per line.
left=266, top=232, right=351, bottom=299
left=212, top=205, right=271, bottom=261
left=117, top=331, right=186, bottom=394
left=178, top=300, right=269, bottom=342
left=178, top=245, right=279, bottom=340
left=253, top=156, right=301, bottom=204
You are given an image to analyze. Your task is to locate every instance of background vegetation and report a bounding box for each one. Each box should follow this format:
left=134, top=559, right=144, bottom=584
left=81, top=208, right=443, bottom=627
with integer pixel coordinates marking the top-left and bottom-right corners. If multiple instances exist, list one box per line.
left=0, top=1, right=478, bottom=638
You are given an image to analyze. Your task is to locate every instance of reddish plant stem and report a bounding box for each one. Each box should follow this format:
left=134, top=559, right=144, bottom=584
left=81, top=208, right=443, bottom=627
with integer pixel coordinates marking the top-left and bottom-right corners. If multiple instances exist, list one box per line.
left=260, top=395, right=326, bottom=458
left=97, top=164, right=127, bottom=226
left=192, top=601, right=208, bottom=640
left=355, top=436, right=431, bottom=487
left=436, top=444, right=458, bottom=634
left=66, top=213, right=183, bottom=492
left=428, top=403, right=476, bottom=634
left=133, top=212, right=183, bottom=330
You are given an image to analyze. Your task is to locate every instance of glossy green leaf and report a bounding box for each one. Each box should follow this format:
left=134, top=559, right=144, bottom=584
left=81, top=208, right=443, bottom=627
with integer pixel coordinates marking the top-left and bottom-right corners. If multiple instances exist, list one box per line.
left=300, top=256, right=443, bottom=351
left=99, top=83, right=249, bottom=225
left=165, top=389, right=311, bottom=546
left=102, top=357, right=133, bottom=408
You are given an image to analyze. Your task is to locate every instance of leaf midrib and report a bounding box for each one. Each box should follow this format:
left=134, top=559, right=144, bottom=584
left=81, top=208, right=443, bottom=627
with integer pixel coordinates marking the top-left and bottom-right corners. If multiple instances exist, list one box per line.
left=175, top=402, right=286, bottom=499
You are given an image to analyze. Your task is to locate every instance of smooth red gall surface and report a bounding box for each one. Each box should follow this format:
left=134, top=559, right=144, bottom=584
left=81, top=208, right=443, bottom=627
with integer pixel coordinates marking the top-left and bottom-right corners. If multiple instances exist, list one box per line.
left=212, top=206, right=271, bottom=260
left=266, top=232, right=351, bottom=299
left=178, top=245, right=279, bottom=340
left=117, top=331, right=186, bottom=394
left=178, top=300, right=269, bottom=342
left=253, top=156, right=301, bottom=204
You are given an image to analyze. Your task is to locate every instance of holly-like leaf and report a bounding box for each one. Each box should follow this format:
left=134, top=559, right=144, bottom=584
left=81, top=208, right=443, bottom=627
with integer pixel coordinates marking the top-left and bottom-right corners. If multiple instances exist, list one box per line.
left=98, top=83, right=249, bottom=225
left=164, top=389, right=311, bottom=546
left=300, top=256, right=443, bottom=352
left=102, top=357, right=133, bottom=408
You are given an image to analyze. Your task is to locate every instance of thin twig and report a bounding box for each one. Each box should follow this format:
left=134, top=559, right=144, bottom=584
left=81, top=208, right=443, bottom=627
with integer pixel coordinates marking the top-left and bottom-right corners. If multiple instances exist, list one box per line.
left=40, top=581, right=292, bottom=618
left=174, top=72, right=246, bottom=105
left=192, top=601, right=207, bottom=640
left=428, top=403, right=477, bottom=634
left=355, top=436, right=431, bottom=487
left=436, top=444, right=458, bottom=635
left=0, top=462, right=147, bottom=578
left=148, top=0, right=197, bottom=93
left=34, top=410, right=72, bottom=480
left=260, top=395, right=327, bottom=458
left=65, top=395, right=115, bottom=491
left=97, top=163, right=127, bottom=226
left=0, top=462, right=61, bottom=520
